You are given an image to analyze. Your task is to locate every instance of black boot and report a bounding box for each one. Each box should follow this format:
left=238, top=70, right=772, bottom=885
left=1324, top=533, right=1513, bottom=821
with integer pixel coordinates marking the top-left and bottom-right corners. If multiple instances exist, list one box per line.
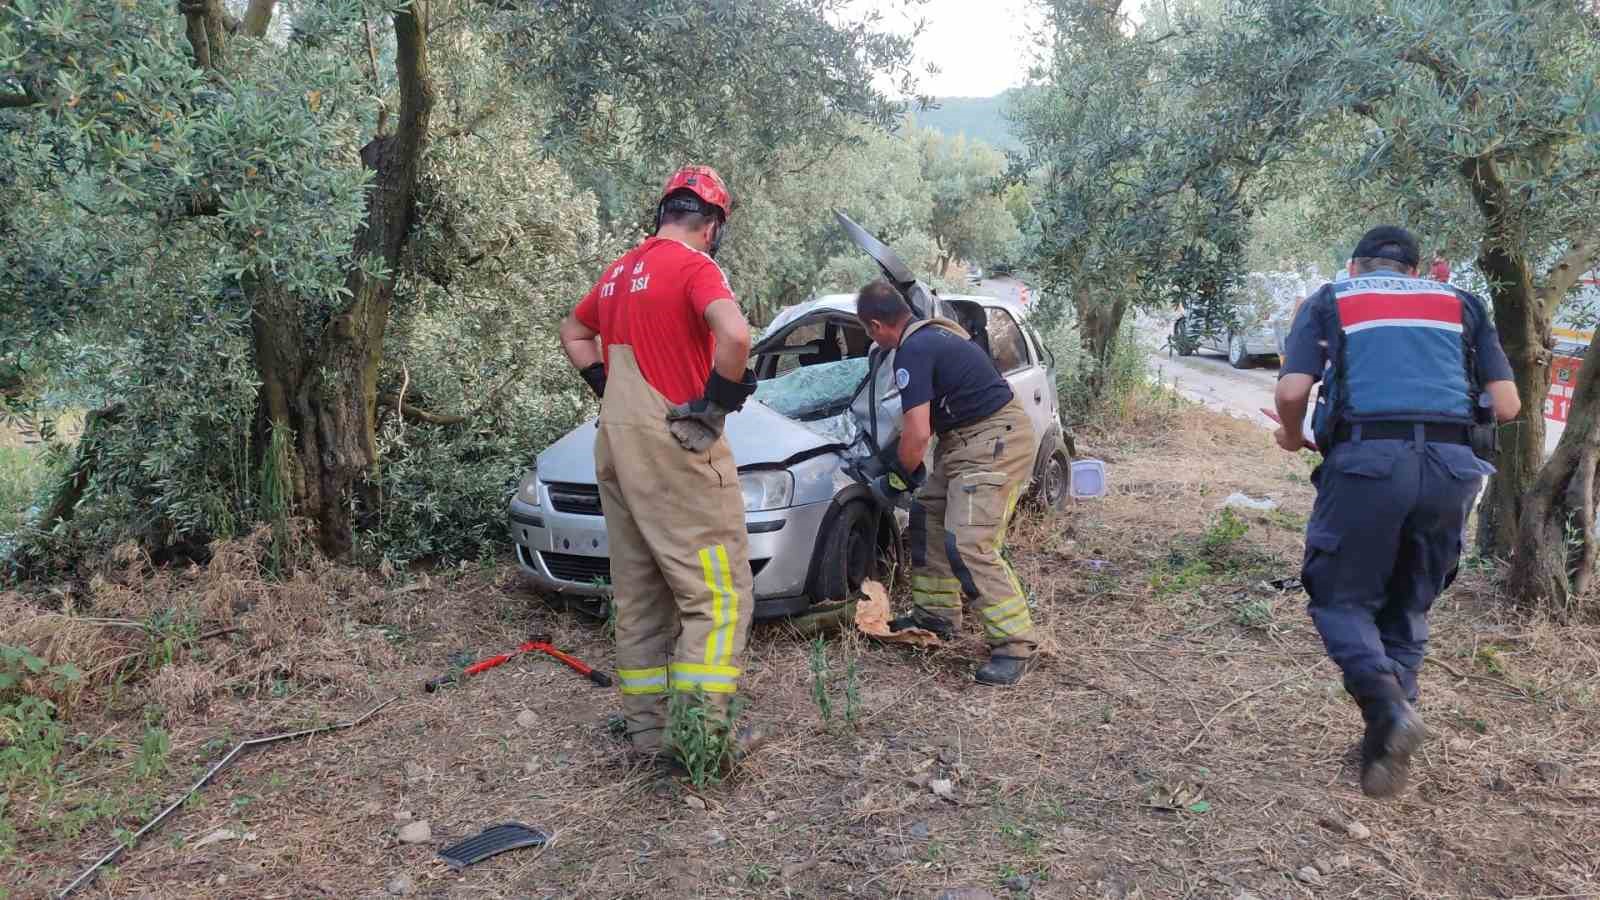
left=1359, top=697, right=1426, bottom=798
left=889, top=610, right=954, bottom=641
left=975, top=654, right=1036, bottom=686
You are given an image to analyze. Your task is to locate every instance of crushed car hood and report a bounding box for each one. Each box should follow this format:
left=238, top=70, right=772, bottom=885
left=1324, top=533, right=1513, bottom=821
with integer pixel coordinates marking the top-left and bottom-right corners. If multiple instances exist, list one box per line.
left=535, top=400, right=844, bottom=484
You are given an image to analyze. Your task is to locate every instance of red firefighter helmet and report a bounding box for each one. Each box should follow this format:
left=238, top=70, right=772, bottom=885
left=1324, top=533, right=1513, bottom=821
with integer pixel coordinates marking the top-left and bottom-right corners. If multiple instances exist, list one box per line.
left=659, top=164, right=731, bottom=220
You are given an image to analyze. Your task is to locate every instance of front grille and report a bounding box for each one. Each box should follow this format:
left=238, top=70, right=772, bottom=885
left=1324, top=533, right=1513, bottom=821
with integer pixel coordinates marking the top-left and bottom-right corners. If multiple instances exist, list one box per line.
left=545, top=482, right=602, bottom=516
left=541, top=552, right=611, bottom=583
left=538, top=553, right=770, bottom=585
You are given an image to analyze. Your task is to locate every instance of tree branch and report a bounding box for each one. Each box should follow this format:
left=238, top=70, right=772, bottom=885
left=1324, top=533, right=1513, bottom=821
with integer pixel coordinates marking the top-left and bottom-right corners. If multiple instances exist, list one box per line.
left=1459, top=154, right=1513, bottom=237
left=440, top=105, right=498, bottom=140
left=1399, top=44, right=1474, bottom=107
left=0, top=86, right=38, bottom=109
left=392, top=0, right=433, bottom=160
left=1540, top=238, right=1600, bottom=303
left=180, top=0, right=228, bottom=70
left=377, top=393, right=466, bottom=426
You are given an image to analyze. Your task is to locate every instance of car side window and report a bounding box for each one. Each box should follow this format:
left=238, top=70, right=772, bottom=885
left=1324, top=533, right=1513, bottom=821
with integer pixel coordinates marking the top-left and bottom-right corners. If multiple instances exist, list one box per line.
left=986, top=308, right=1031, bottom=373
left=1026, top=327, right=1047, bottom=366
left=771, top=322, right=831, bottom=376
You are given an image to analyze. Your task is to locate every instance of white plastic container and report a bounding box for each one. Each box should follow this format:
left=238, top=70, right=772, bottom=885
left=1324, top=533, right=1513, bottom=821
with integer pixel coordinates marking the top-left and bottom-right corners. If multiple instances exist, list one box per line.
left=1070, top=458, right=1107, bottom=499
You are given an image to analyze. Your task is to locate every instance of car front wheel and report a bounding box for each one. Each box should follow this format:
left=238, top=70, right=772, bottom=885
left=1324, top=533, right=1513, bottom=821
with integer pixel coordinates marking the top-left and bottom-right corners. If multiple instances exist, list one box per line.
left=811, top=500, right=881, bottom=605
left=1042, top=449, right=1070, bottom=510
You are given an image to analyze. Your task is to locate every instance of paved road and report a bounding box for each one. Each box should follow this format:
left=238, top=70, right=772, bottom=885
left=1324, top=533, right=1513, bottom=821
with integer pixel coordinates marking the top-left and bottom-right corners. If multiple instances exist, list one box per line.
left=1146, top=340, right=1282, bottom=431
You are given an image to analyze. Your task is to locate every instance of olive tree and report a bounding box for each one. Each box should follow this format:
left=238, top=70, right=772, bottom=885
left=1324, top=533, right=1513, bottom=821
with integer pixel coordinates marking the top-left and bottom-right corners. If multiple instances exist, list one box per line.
left=1238, top=0, right=1600, bottom=612
left=1012, top=0, right=1299, bottom=396
left=1, top=0, right=921, bottom=565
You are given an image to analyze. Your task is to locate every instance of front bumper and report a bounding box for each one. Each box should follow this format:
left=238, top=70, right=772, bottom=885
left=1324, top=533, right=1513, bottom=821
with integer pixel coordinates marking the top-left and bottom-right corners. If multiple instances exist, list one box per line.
left=508, top=488, right=833, bottom=620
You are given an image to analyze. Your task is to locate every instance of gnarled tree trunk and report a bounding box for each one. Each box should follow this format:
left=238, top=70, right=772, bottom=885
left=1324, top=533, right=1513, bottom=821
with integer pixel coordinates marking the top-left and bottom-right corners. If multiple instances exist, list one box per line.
left=1458, top=154, right=1554, bottom=561
left=1504, top=238, right=1600, bottom=616
left=203, top=1, right=435, bottom=558
left=1075, top=291, right=1130, bottom=401
left=264, top=2, right=432, bottom=559
left=1471, top=243, right=1549, bottom=559
left=1505, top=325, right=1600, bottom=619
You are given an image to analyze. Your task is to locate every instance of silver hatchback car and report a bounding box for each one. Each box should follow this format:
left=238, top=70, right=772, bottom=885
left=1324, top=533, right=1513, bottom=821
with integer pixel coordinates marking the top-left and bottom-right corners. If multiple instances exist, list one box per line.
left=508, top=216, right=1072, bottom=620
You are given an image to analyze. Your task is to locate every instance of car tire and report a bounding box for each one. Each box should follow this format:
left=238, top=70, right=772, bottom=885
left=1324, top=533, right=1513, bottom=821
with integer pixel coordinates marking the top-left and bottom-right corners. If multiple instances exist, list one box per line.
left=1174, top=318, right=1195, bottom=356
left=1228, top=334, right=1253, bottom=369
left=810, top=500, right=880, bottom=605
left=1041, top=449, right=1070, bottom=510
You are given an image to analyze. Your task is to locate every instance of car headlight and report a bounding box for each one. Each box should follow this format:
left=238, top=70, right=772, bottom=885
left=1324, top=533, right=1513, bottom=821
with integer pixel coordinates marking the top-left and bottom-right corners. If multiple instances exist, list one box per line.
left=516, top=469, right=541, bottom=507
left=740, top=470, right=793, bottom=512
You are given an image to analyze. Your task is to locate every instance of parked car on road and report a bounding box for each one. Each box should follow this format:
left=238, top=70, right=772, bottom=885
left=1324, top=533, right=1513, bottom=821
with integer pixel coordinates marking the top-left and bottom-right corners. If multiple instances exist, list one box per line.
left=1171, top=270, right=1321, bottom=369
left=508, top=214, right=1072, bottom=620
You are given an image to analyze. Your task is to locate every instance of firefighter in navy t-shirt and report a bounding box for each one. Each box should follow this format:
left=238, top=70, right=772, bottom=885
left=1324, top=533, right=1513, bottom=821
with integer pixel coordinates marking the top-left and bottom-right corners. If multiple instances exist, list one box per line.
left=1273, top=225, right=1520, bottom=798
left=854, top=279, right=1040, bottom=686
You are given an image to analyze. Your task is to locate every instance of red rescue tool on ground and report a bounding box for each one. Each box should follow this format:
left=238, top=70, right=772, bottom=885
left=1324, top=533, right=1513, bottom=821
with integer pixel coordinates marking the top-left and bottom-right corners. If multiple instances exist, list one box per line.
left=425, top=634, right=612, bottom=691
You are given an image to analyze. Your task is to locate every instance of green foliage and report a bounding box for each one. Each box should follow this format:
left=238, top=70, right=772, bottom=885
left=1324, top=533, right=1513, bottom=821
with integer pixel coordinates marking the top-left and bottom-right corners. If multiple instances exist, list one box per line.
left=132, top=724, right=171, bottom=781
left=842, top=648, right=862, bottom=728
left=805, top=635, right=863, bottom=731
left=808, top=636, right=833, bottom=726
left=0, top=644, right=85, bottom=854
left=0, top=694, right=66, bottom=790
left=1149, top=556, right=1214, bottom=597
left=1, top=0, right=924, bottom=567
left=0, top=446, right=54, bottom=549
left=0, top=644, right=82, bottom=703
left=1014, top=1, right=1312, bottom=397
left=143, top=608, right=199, bottom=673
left=918, top=130, right=1022, bottom=276
left=1046, top=320, right=1157, bottom=427
left=1202, top=508, right=1248, bottom=557
left=665, top=691, right=742, bottom=788
left=1232, top=597, right=1275, bottom=629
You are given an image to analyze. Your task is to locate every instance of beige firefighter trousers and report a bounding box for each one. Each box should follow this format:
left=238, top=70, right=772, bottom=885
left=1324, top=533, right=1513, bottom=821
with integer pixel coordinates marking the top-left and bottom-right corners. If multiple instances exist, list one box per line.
left=593, top=346, right=754, bottom=753
left=908, top=396, right=1039, bottom=657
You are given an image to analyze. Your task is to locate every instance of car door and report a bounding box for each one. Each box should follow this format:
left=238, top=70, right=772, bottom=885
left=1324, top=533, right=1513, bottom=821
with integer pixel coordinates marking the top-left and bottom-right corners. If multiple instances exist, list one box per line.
left=985, top=305, right=1053, bottom=444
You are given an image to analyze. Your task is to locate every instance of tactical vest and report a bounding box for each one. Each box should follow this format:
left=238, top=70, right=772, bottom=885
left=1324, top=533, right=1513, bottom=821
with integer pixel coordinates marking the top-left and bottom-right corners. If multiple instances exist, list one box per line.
left=1312, top=275, right=1476, bottom=444
left=900, top=315, right=971, bottom=344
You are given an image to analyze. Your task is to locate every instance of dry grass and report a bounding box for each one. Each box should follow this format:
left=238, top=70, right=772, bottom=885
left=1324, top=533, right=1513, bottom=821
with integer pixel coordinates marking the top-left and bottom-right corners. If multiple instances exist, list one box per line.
left=4, top=397, right=1599, bottom=899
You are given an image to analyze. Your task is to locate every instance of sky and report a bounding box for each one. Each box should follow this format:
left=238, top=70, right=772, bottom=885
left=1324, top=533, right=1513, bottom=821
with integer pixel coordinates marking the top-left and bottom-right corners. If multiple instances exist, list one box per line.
left=859, top=0, right=1046, bottom=98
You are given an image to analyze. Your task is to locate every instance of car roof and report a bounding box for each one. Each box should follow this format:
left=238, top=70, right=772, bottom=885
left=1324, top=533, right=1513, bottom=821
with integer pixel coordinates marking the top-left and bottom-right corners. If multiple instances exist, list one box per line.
left=762, top=291, right=1033, bottom=339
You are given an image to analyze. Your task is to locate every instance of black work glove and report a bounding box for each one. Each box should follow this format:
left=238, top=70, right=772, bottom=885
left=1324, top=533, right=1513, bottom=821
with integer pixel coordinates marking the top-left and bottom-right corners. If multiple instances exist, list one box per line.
left=666, top=369, right=757, bottom=452
left=867, top=458, right=926, bottom=509
left=579, top=362, right=606, bottom=399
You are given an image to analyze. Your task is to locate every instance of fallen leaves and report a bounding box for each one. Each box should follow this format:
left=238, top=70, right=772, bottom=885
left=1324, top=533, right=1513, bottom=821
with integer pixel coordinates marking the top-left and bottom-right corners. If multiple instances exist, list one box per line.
left=854, top=580, right=941, bottom=646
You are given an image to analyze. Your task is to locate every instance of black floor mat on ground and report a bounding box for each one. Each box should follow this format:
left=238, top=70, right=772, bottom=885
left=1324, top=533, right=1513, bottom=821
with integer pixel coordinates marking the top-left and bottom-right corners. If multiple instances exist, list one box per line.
left=438, top=823, right=550, bottom=870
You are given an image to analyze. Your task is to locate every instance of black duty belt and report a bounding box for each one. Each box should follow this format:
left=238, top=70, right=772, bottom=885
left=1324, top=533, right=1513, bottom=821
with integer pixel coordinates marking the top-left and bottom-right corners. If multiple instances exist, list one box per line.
left=1331, top=422, right=1470, bottom=445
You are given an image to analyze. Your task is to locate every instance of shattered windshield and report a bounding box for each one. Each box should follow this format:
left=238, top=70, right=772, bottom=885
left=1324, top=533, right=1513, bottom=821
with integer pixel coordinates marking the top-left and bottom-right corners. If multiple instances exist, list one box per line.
left=753, top=357, right=870, bottom=421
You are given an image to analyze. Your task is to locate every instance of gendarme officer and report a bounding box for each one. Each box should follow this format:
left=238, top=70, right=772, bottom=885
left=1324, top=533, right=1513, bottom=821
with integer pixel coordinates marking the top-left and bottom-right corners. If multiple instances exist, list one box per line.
left=1273, top=225, right=1519, bottom=798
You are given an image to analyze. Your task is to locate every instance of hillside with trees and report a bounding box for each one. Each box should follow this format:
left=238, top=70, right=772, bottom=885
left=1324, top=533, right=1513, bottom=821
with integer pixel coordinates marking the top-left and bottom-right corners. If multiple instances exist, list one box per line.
left=910, top=89, right=1024, bottom=151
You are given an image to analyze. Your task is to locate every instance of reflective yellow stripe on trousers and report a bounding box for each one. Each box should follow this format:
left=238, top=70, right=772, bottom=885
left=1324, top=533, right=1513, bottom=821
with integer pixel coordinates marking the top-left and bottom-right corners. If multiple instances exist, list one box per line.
left=617, top=666, right=669, bottom=695
left=670, top=661, right=741, bottom=694
left=980, top=592, right=1031, bottom=638
left=911, top=574, right=962, bottom=609
left=699, top=544, right=739, bottom=667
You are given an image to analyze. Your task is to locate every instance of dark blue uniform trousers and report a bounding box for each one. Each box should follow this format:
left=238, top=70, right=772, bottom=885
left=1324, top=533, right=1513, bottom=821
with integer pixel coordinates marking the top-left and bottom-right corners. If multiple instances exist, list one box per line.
left=1302, top=434, right=1493, bottom=704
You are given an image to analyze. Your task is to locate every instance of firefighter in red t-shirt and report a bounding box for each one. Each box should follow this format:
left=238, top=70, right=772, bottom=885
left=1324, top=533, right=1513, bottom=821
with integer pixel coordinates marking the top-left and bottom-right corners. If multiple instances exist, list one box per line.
left=558, top=165, right=761, bottom=770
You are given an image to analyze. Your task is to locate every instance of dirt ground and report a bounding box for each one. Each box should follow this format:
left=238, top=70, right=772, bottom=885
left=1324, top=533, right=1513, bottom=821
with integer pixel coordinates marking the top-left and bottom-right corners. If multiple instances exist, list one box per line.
left=5, top=395, right=1599, bottom=899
